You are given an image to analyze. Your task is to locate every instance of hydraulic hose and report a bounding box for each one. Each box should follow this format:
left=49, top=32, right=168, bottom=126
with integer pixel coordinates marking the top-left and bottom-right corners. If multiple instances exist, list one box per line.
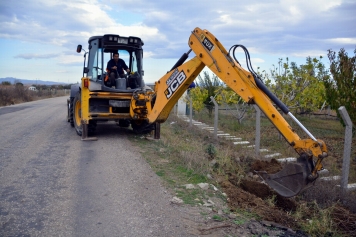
left=253, top=76, right=289, bottom=114
left=229, top=44, right=289, bottom=114
left=229, top=44, right=317, bottom=141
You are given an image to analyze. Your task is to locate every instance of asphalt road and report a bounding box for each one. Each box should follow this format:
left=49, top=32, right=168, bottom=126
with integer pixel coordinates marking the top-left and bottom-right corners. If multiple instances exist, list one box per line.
left=0, top=97, right=194, bottom=236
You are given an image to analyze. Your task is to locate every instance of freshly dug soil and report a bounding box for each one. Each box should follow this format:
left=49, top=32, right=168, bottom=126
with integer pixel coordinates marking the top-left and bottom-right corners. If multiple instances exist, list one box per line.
left=250, top=158, right=283, bottom=173
left=223, top=158, right=356, bottom=235
left=220, top=180, right=298, bottom=228
left=220, top=159, right=303, bottom=229
left=240, top=179, right=298, bottom=212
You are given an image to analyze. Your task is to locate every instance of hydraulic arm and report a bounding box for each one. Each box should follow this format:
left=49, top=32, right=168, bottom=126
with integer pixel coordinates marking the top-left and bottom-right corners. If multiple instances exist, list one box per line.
left=130, top=27, right=328, bottom=197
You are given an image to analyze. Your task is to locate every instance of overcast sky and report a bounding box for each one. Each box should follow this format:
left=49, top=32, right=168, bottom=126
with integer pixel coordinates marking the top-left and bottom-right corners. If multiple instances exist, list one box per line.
left=0, top=0, right=355, bottom=84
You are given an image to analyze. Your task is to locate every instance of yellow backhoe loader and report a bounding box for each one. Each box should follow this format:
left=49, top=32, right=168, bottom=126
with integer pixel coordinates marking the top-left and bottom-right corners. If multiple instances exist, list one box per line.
left=68, top=27, right=328, bottom=198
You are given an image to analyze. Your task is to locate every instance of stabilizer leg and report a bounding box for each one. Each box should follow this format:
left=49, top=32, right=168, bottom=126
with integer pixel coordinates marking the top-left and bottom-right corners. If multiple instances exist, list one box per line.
left=81, top=120, right=98, bottom=141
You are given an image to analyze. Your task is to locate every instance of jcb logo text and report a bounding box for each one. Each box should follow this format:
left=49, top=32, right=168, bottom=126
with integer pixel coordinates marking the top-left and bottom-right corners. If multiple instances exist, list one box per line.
left=164, top=71, right=187, bottom=99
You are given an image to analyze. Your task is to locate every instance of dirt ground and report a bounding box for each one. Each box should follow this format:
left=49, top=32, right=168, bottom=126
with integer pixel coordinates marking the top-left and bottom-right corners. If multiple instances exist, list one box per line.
left=220, top=180, right=297, bottom=228
left=179, top=204, right=308, bottom=237
left=145, top=116, right=356, bottom=236
left=219, top=158, right=356, bottom=236
left=174, top=158, right=305, bottom=236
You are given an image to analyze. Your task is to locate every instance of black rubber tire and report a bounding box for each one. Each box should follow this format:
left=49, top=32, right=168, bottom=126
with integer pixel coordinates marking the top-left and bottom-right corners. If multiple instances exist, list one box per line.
left=72, top=92, right=97, bottom=136
left=67, top=99, right=70, bottom=122
left=69, top=97, right=74, bottom=127
left=131, top=120, right=155, bottom=134
left=117, top=119, right=131, bottom=128
left=73, top=92, right=82, bottom=136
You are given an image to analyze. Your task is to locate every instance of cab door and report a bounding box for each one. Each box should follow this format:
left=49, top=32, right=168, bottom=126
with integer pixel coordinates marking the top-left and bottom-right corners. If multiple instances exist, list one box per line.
left=87, top=39, right=103, bottom=82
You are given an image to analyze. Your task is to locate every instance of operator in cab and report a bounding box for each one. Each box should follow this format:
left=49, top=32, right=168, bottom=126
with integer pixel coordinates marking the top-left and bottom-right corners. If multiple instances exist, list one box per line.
left=106, top=52, right=130, bottom=85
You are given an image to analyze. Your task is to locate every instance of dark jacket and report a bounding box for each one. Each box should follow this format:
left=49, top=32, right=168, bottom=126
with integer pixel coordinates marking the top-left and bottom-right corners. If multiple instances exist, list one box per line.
left=106, top=58, right=128, bottom=74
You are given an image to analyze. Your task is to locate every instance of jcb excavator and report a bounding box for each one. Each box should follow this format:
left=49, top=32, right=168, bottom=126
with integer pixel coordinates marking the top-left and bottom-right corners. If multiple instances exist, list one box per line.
left=68, top=27, right=328, bottom=198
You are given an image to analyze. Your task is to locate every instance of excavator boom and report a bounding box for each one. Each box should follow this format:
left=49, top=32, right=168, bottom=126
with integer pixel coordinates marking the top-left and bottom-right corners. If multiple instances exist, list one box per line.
left=134, top=27, right=328, bottom=197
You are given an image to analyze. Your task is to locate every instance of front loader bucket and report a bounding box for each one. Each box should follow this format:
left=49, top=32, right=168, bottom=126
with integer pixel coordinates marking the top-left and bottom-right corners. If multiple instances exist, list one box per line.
left=256, top=162, right=311, bottom=197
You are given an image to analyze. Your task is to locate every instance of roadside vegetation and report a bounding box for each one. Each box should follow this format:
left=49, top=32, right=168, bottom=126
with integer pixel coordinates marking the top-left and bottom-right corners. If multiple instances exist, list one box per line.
left=133, top=47, right=356, bottom=236
left=189, top=47, right=356, bottom=126
left=0, top=81, right=72, bottom=106
left=132, top=112, right=356, bottom=236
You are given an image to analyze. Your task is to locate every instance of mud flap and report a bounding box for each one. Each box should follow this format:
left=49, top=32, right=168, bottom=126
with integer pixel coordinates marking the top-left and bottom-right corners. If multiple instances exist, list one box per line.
left=256, top=157, right=315, bottom=197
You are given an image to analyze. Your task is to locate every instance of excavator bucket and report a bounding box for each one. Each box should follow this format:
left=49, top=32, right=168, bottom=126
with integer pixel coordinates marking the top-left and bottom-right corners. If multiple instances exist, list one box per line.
left=256, top=158, right=313, bottom=197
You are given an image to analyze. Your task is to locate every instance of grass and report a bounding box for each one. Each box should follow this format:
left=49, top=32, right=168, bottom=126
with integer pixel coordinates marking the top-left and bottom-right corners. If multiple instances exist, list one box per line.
left=175, top=189, right=203, bottom=205
left=212, top=215, right=224, bottom=221
left=233, top=219, right=246, bottom=225
left=294, top=202, right=344, bottom=237
left=193, top=107, right=356, bottom=182
left=175, top=165, right=207, bottom=183
left=0, top=85, right=68, bottom=106
left=265, top=194, right=277, bottom=207
left=193, top=108, right=356, bottom=212
left=155, top=170, right=165, bottom=177
left=232, top=210, right=260, bottom=226
left=129, top=110, right=355, bottom=237
left=234, top=208, right=262, bottom=221
left=129, top=127, right=226, bottom=206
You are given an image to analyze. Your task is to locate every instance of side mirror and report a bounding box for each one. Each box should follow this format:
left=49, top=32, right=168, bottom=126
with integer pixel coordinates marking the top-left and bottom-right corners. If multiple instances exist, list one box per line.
left=141, top=70, right=144, bottom=76
left=76, top=45, right=82, bottom=53
left=83, top=67, right=89, bottom=73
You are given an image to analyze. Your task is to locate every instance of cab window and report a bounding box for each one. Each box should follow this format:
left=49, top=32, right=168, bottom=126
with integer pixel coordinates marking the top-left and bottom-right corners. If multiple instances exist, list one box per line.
left=87, top=39, right=103, bottom=81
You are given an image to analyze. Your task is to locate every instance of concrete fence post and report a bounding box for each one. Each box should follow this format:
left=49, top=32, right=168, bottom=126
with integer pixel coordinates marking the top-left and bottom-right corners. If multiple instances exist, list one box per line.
left=174, top=103, right=177, bottom=115
left=253, top=105, right=261, bottom=155
left=338, top=106, right=353, bottom=193
left=210, top=96, right=218, bottom=140
left=186, top=94, right=193, bottom=127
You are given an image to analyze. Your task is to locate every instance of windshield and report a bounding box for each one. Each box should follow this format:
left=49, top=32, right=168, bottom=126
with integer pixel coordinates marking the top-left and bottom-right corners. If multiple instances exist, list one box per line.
left=87, top=39, right=143, bottom=83
left=103, top=50, right=138, bottom=74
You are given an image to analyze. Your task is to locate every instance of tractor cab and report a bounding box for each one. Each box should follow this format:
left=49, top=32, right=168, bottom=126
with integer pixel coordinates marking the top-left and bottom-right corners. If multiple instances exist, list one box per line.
left=77, top=34, right=145, bottom=92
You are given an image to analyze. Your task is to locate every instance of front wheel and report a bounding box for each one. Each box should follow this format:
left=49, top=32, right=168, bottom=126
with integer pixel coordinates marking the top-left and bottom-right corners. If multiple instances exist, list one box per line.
left=73, top=92, right=82, bottom=136
left=72, top=92, right=97, bottom=136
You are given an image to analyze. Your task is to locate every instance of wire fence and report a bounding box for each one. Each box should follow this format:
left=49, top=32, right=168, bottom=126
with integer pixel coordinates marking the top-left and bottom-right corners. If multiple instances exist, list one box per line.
left=182, top=97, right=355, bottom=189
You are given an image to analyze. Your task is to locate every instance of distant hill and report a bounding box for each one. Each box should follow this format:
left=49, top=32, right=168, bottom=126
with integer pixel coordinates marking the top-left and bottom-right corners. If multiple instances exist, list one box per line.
left=0, top=77, right=67, bottom=85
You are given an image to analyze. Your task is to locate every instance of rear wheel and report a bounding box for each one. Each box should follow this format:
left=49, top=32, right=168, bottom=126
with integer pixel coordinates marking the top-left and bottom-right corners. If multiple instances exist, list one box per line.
left=73, top=92, right=96, bottom=136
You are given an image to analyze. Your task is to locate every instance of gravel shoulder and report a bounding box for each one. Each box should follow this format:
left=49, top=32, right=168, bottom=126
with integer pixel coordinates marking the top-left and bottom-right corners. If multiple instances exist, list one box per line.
left=0, top=97, right=194, bottom=236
